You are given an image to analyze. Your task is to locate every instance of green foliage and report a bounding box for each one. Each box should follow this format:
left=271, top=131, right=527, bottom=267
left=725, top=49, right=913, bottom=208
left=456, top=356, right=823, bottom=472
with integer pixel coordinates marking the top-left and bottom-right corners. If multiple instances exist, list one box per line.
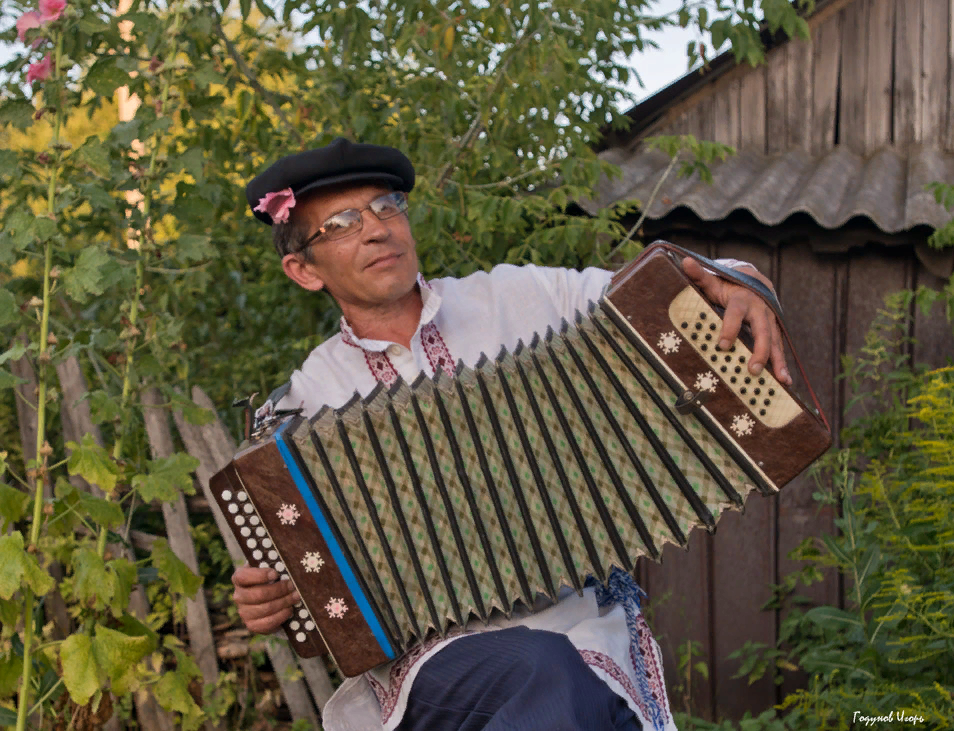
left=928, top=182, right=954, bottom=251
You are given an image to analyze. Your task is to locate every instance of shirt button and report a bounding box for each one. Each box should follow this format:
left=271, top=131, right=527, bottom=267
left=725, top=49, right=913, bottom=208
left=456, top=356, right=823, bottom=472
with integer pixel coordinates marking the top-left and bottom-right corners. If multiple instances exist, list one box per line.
left=387, top=345, right=402, bottom=355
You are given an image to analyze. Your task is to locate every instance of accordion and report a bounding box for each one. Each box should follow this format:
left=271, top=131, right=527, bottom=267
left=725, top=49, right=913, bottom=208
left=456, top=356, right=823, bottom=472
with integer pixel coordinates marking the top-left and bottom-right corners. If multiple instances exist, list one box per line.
left=211, top=241, right=831, bottom=677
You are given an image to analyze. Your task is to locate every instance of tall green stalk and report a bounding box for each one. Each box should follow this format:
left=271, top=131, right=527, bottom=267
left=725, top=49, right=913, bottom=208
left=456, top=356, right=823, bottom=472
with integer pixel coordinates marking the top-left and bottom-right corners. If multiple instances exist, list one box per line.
left=17, top=33, right=65, bottom=731
left=99, top=2, right=186, bottom=558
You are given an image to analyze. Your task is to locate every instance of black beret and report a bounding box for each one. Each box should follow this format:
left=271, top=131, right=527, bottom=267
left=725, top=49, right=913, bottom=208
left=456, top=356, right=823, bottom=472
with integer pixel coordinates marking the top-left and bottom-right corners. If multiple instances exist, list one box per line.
left=246, top=137, right=416, bottom=225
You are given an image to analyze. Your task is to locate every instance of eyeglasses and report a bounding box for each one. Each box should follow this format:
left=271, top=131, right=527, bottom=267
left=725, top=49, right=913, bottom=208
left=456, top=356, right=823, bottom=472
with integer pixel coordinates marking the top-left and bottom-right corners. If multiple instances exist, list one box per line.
left=298, top=191, right=409, bottom=250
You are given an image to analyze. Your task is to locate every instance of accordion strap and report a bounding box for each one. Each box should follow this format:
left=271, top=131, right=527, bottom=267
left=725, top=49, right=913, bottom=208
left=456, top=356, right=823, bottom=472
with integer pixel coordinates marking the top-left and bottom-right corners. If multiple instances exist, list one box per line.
left=649, top=241, right=831, bottom=434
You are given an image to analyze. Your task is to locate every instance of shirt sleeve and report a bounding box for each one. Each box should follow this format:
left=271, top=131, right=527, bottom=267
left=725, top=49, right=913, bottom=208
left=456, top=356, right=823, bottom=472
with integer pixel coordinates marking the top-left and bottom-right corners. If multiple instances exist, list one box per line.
left=525, top=258, right=757, bottom=322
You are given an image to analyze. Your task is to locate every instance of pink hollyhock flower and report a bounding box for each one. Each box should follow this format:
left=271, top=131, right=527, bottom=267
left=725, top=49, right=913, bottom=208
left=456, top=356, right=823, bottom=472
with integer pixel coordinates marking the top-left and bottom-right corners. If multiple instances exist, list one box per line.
left=254, top=188, right=296, bottom=224
left=26, top=54, right=53, bottom=83
left=38, top=0, right=66, bottom=23
left=16, top=10, right=43, bottom=44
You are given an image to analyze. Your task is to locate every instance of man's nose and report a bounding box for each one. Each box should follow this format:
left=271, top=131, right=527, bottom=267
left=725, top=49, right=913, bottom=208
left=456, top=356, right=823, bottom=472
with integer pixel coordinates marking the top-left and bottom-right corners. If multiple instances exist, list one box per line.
left=359, top=208, right=390, bottom=242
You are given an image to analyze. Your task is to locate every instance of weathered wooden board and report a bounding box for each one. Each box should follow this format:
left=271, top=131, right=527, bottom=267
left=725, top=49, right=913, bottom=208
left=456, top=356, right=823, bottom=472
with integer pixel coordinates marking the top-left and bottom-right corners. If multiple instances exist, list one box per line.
left=786, top=38, right=814, bottom=151
left=920, top=0, right=951, bottom=143
left=811, top=9, right=843, bottom=153
left=894, top=0, right=925, bottom=144
left=839, top=0, right=869, bottom=153
left=739, top=64, right=767, bottom=153
left=765, top=42, right=790, bottom=154
left=712, top=77, right=742, bottom=148
left=775, top=243, right=841, bottom=700
left=865, top=0, right=896, bottom=152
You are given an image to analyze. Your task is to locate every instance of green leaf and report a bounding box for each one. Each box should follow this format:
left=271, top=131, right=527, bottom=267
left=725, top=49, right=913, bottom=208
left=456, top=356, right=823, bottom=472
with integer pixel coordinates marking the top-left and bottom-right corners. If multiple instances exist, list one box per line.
left=70, top=546, right=110, bottom=608
left=133, top=453, right=198, bottom=503
left=0, top=651, right=21, bottom=697
left=175, top=234, right=213, bottom=263
left=67, top=433, right=120, bottom=494
left=93, top=625, right=154, bottom=695
left=79, top=494, right=125, bottom=529
left=0, top=149, right=17, bottom=173
left=73, top=137, right=112, bottom=177
left=60, top=633, right=102, bottom=706
left=0, top=100, right=35, bottom=130
left=62, top=247, right=115, bottom=303
left=151, top=539, right=202, bottom=598
left=85, top=58, right=131, bottom=97
left=154, top=667, right=204, bottom=730
left=0, top=483, right=30, bottom=531
left=111, top=119, right=141, bottom=147
left=176, top=147, right=205, bottom=183
left=0, top=341, right=26, bottom=365
left=87, top=389, right=123, bottom=425
left=0, top=369, right=26, bottom=390
left=192, top=62, right=225, bottom=89
left=0, top=533, right=54, bottom=599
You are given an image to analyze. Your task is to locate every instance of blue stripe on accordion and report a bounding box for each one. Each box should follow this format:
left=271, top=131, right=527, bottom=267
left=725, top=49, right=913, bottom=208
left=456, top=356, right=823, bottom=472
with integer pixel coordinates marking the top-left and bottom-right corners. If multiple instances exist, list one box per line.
left=273, top=419, right=397, bottom=662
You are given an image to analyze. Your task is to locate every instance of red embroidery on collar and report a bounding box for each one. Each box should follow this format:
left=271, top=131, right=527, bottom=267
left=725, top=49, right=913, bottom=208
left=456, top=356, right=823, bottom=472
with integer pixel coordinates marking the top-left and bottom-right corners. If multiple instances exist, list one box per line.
left=338, top=275, right=451, bottom=385
left=420, top=322, right=455, bottom=379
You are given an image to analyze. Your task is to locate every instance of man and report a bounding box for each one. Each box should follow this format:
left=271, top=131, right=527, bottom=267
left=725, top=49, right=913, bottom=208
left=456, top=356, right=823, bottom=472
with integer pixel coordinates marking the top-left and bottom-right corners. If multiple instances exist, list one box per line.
left=233, top=138, right=790, bottom=731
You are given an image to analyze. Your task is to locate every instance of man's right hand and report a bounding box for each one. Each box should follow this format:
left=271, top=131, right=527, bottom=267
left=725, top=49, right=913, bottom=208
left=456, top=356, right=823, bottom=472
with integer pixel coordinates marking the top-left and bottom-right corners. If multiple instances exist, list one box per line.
left=232, top=566, right=301, bottom=635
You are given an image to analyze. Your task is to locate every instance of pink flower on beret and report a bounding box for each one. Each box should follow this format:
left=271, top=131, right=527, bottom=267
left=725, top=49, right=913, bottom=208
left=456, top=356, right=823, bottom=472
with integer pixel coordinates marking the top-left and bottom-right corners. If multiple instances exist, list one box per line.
left=26, top=54, right=53, bottom=84
left=254, top=188, right=296, bottom=224
left=39, top=0, right=66, bottom=23
left=16, top=11, right=43, bottom=44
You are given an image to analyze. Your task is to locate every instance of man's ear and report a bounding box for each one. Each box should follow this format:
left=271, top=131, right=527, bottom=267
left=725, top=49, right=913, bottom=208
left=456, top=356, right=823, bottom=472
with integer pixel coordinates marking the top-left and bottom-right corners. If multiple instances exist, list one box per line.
left=282, top=254, right=325, bottom=292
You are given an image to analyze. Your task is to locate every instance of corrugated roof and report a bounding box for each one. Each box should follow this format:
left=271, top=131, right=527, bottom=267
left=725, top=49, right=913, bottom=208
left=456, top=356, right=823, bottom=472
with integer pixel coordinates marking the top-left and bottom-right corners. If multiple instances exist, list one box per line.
left=583, top=144, right=954, bottom=234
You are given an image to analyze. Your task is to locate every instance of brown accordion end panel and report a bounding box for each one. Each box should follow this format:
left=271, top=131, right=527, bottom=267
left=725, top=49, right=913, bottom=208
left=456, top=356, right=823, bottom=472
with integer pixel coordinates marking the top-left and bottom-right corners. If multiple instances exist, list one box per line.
left=605, top=243, right=832, bottom=491
left=210, top=432, right=391, bottom=676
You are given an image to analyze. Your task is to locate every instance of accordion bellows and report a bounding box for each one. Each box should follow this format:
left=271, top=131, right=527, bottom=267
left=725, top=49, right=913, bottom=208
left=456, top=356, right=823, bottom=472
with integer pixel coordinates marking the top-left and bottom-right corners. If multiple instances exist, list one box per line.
left=211, top=243, right=832, bottom=677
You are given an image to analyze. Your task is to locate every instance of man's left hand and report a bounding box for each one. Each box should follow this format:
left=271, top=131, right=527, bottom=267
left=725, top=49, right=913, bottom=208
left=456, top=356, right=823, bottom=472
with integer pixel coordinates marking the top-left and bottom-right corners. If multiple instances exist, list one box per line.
left=682, top=257, right=792, bottom=386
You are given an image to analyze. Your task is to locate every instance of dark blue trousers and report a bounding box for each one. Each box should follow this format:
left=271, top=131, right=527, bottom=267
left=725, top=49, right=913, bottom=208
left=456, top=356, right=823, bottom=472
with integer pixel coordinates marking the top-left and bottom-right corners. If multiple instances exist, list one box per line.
left=396, top=626, right=643, bottom=730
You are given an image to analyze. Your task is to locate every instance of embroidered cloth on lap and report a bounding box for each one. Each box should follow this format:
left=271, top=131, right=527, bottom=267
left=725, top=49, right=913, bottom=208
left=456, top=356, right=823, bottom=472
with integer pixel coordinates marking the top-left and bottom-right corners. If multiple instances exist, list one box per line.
left=272, top=262, right=748, bottom=731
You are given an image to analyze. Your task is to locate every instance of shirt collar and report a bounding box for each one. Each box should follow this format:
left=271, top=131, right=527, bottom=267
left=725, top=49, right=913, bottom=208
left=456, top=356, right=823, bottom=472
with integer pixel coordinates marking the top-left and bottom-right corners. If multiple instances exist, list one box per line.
left=338, top=273, right=442, bottom=351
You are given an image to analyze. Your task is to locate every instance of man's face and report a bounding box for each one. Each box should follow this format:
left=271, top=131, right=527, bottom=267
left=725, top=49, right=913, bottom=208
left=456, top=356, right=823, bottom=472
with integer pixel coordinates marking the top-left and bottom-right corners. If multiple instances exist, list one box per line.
left=283, top=183, right=420, bottom=311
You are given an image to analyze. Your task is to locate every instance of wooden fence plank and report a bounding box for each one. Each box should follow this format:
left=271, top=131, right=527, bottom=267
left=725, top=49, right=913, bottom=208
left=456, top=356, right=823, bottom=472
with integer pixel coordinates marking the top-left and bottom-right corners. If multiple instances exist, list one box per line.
left=711, top=77, right=740, bottom=148
left=739, top=64, right=767, bottom=153
left=839, top=0, right=869, bottom=153
left=786, top=38, right=813, bottom=152
left=709, top=242, right=777, bottom=720
left=864, top=0, right=895, bottom=152
left=947, top=0, right=954, bottom=150
left=765, top=43, right=790, bottom=154
left=811, top=9, right=843, bottom=153
left=921, top=0, right=951, bottom=143
left=141, top=388, right=226, bottom=731
left=842, top=247, right=914, bottom=426
left=174, top=388, right=325, bottom=725
left=894, top=0, right=925, bottom=144
left=913, top=264, right=954, bottom=367
left=775, top=243, right=841, bottom=701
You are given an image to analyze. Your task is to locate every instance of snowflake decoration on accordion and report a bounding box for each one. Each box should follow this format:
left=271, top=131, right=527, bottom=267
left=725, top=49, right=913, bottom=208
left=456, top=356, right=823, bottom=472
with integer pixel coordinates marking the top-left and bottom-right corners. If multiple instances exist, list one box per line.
left=277, top=503, right=300, bottom=526
left=301, top=551, right=325, bottom=573
left=325, top=597, right=348, bottom=619
left=657, top=331, right=681, bottom=355
left=694, top=371, right=719, bottom=394
left=730, top=413, right=755, bottom=437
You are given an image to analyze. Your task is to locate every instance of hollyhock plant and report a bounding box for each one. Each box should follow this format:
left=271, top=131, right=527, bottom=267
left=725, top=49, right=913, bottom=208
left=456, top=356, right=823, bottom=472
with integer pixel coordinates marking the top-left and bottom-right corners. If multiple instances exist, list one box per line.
left=26, top=54, right=53, bottom=83
left=16, top=10, right=42, bottom=44
left=254, top=188, right=296, bottom=224
left=38, top=0, right=66, bottom=23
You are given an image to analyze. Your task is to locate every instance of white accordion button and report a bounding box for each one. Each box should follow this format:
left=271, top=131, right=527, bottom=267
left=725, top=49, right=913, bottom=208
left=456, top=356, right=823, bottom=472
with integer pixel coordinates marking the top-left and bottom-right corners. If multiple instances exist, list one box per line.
left=221, top=490, right=232, bottom=501
left=277, top=503, right=301, bottom=526
left=325, top=598, right=348, bottom=619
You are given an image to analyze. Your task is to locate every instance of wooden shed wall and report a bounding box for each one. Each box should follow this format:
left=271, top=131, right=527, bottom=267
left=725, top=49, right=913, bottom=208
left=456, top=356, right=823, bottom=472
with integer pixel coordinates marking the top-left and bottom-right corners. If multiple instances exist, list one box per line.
left=640, top=0, right=954, bottom=155
left=631, top=229, right=954, bottom=721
